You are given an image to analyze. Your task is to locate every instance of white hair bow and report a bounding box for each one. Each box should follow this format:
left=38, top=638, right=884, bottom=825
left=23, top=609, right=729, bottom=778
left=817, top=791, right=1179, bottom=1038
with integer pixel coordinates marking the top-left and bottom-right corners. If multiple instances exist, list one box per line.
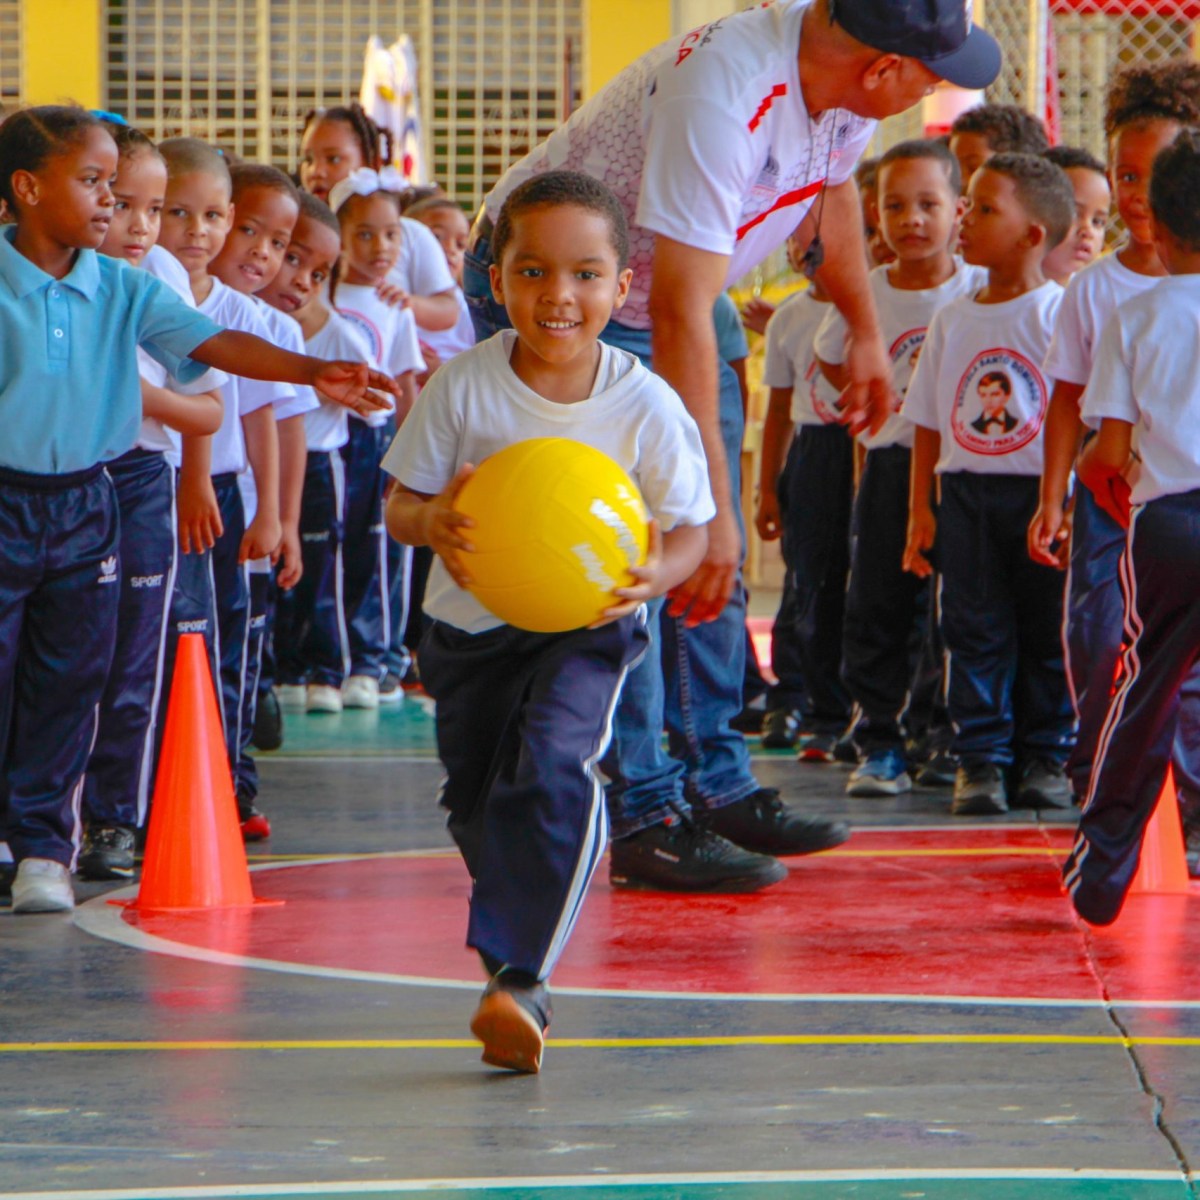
left=328, top=165, right=407, bottom=214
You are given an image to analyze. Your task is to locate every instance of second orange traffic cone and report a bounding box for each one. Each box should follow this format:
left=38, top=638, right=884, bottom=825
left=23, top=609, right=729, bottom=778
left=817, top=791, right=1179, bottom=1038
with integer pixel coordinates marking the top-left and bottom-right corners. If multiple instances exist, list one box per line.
left=1130, top=766, right=1190, bottom=896
left=129, top=633, right=269, bottom=912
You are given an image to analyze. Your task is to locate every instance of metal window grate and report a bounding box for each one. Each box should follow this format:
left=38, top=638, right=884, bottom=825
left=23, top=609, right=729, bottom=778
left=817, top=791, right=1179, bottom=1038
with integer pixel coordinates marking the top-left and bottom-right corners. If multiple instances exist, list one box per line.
left=0, top=0, right=21, bottom=110
left=102, top=0, right=582, bottom=207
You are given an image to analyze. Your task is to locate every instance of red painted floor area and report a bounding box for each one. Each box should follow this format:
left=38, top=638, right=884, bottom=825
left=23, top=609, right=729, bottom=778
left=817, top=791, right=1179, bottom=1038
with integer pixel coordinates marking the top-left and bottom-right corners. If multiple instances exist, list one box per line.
left=123, top=828, right=1200, bottom=1003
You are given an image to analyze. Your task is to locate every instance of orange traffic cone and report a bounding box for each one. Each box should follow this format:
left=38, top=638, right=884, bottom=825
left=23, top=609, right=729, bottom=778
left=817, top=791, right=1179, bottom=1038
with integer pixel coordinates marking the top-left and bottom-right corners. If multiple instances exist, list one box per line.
left=127, top=633, right=274, bottom=912
left=1130, top=767, right=1190, bottom=896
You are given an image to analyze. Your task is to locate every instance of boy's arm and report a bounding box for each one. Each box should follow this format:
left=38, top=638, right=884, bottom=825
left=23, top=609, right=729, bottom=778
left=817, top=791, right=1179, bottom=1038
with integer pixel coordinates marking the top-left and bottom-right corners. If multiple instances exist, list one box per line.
left=393, top=371, right=418, bottom=427
left=1028, top=379, right=1086, bottom=568
left=1077, top=418, right=1135, bottom=529
left=595, top=521, right=708, bottom=627
left=240, top=407, right=282, bottom=563
left=385, top=467, right=476, bottom=588
left=903, top=423, right=940, bottom=579
left=190, top=331, right=397, bottom=416
left=409, top=290, right=459, bottom=333
left=276, top=414, right=307, bottom=589
left=177, top=434, right=223, bottom=554
left=142, top=380, right=223, bottom=437
left=755, top=386, right=795, bottom=542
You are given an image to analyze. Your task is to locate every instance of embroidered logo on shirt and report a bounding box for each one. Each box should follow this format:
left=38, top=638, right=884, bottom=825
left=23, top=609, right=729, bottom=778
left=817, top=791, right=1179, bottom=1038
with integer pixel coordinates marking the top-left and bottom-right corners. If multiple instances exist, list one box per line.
left=98, top=556, right=118, bottom=585
left=951, top=349, right=1048, bottom=457
left=130, top=573, right=165, bottom=589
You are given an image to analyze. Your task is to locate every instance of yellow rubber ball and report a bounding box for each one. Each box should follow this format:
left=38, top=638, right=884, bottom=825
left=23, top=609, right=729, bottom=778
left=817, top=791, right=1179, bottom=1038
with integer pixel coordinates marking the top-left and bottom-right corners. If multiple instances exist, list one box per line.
left=452, top=437, right=650, bottom=633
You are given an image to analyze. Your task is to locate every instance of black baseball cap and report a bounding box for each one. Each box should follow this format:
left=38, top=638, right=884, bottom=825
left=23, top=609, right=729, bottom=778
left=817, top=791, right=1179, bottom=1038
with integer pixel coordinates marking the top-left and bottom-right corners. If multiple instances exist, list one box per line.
left=828, top=0, right=1002, bottom=91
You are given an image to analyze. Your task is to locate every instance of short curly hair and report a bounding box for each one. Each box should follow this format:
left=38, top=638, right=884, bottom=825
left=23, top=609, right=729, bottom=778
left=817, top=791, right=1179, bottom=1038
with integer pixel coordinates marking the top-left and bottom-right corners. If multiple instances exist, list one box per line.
left=491, top=169, right=629, bottom=269
left=1105, top=59, right=1200, bottom=137
left=983, top=152, right=1076, bottom=249
left=1150, top=129, right=1200, bottom=252
left=951, top=104, right=1049, bottom=155
left=1043, top=145, right=1106, bottom=177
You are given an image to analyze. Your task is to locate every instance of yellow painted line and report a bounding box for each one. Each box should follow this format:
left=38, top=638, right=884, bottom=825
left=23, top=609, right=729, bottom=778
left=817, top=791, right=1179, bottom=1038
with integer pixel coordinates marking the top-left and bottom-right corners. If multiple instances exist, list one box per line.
left=4, top=1033, right=1200, bottom=1053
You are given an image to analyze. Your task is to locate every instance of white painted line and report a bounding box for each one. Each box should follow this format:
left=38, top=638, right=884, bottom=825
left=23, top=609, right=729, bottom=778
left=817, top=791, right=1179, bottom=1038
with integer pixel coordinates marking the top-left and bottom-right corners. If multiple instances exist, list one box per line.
left=0, top=1166, right=1187, bottom=1199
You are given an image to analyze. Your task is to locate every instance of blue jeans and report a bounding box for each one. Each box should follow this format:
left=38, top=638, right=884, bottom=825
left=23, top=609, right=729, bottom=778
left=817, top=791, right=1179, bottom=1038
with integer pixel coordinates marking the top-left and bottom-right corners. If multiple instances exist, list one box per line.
left=465, top=236, right=758, bottom=838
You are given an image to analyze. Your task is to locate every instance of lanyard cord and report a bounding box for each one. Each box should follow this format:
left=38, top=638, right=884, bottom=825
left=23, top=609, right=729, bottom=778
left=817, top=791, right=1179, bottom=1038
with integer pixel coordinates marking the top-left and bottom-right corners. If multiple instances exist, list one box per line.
left=800, top=115, right=838, bottom=280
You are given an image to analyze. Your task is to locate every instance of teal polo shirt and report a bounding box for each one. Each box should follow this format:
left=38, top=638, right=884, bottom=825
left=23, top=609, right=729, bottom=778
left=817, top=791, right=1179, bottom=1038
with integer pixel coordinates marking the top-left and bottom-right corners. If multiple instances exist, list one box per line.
left=0, top=227, right=222, bottom=474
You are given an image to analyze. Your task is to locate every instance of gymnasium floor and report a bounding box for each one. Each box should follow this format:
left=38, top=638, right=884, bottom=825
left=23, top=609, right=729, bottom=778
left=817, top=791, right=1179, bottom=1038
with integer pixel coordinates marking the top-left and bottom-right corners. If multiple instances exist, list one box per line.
left=5, top=696, right=1200, bottom=1200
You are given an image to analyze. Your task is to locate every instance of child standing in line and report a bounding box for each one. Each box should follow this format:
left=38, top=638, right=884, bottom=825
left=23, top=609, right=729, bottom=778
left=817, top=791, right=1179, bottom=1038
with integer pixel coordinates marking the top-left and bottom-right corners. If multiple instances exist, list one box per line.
left=1064, top=130, right=1200, bottom=925
left=948, top=103, right=1049, bottom=191
left=1041, top=146, right=1111, bottom=288
left=813, top=138, right=983, bottom=797
left=261, top=193, right=372, bottom=711
left=383, top=171, right=712, bottom=1073
left=327, top=170, right=423, bottom=711
left=1030, top=61, right=1200, bottom=817
left=902, top=153, right=1077, bottom=816
left=0, top=107, right=395, bottom=913
left=754, top=230, right=851, bottom=763
left=208, top=163, right=317, bottom=828
left=79, top=121, right=225, bottom=881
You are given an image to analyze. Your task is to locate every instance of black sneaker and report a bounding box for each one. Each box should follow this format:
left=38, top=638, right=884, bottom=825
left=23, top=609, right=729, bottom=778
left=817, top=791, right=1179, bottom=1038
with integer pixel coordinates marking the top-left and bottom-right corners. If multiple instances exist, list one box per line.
left=470, top=968, right=552, bottom=1074
left=251, top=687, right=283, bottom=752
left=914, top=751, right=957, bottom=788
left=609, top=815, right=787, bottom=892
left=832, top=730, right=859, bottom=766
left=761, top=707, right=802, bottom=749
left=731, top=696, right=768, bottom=735
left=707, top=787, right=851, bottom=856
left=951, top=762, right=1008, bottom=815
left=1014, top=759, right=1072, bottom=809
left=78, top=825, right=137, bottom=881
left=378, top=670, right=405, bottom=705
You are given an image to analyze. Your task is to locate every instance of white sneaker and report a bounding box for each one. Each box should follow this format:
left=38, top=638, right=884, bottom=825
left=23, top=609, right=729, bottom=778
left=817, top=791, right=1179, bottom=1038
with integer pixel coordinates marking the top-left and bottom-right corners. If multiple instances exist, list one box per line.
left=342, top=674, right=380, bottom=710
left=12, top=858, right=75, bottom=914
left=306, top=683, right=344, bottom=713
left=276, top=684, right=307, bottom=711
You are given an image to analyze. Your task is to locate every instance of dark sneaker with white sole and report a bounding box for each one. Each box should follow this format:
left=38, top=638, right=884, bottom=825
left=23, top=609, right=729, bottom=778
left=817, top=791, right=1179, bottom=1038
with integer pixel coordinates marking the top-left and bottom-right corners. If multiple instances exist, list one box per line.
left=761, top=707, right=803, bottom=749
left=609, top=815, right=787, bottom=892
left=78, top=825, right=137, bottom=881
left=707, top=787, right=850, bottom=857
left=951, top=762, right=1009, bottom=815
left=470, top=968, right=552, bottom=1074
left=1014, top=759, right=1072, bottom=809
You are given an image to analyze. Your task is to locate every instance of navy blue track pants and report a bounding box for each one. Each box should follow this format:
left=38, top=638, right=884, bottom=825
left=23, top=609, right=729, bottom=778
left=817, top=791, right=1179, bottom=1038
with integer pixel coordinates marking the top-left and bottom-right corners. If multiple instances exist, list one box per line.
left=0, top=465, right=120, bottom=866
left=420, top=614, right=648, bottom=980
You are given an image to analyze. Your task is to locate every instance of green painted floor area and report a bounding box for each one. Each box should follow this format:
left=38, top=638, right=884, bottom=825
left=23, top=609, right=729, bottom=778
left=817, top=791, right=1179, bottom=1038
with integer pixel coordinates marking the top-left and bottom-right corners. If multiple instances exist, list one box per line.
left=67, top=1178, right=1190, bottom=1200
left=266, top=699, right=440, bottom=757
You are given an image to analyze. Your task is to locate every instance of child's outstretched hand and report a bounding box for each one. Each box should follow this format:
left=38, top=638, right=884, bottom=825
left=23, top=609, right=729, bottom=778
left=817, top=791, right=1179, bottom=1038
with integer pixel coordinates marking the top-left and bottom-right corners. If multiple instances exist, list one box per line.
left=420, top=464, right=477, bottom=588
left=178, top=471, right=223, bottom=554
left=902, top=507, right=936, bottom=578
left=312, top=361, right=398, bottom=418
left=240, top=512, right=282, bottom=565
left=276, top=522, right=303, bottom=590
left=592, top=521, right=663, bottom=628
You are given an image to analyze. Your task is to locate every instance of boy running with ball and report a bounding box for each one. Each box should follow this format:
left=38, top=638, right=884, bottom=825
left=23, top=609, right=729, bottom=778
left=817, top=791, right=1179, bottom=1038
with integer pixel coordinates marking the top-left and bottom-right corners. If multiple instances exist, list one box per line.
left=383, top=171, right=713, bottom=1074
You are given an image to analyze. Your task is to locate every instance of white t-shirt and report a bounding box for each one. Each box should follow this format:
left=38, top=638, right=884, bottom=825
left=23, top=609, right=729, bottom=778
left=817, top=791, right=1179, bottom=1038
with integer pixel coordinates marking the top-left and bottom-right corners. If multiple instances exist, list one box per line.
left=419, top=285, right=475, bottom=365
left=135, top=245, right=226, bottom=453
left=1044, top=250, right=1163, bottom=387
left=387, top=216, right=456, bottom=302
left=333, top=282, right=425, bottom=428
left=304, top=311, right=372, bottom=452
left=1080, top=275, right=1200, bottom=505
left=902, top=281, right=1063, bottom=477
left=484, top=0, right=874, bottom=330
left=238, top=299, right=321, bottom=525
left=761, top=290, right=844, bottom=426
left=178, top=278, right=283, bottom=476
left=814, top=260, right=987, bottom=450
left=381, top=329, right=716, bottom=633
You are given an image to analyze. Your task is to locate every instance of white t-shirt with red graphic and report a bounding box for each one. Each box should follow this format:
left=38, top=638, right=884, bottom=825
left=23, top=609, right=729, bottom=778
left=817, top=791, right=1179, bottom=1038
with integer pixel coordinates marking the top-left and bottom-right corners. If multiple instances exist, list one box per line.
left=901, top=281, right=1063, bottom=476
left=484, top=0, right=875, bottom=330
left=813, top=259, right=986, bottom=450
left=762, top=289, right=844, bottom=427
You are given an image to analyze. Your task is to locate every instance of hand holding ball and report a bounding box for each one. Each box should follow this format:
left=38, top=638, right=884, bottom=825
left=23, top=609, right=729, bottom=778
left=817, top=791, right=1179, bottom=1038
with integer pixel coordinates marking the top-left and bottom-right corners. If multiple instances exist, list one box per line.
left=450, top=438, right=650, bottom=632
